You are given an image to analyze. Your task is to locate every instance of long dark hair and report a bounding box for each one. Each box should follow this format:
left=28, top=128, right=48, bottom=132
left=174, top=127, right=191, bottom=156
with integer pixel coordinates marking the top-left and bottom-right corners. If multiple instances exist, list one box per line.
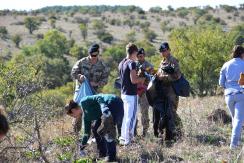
left=232, top=45, right=244, bottom=58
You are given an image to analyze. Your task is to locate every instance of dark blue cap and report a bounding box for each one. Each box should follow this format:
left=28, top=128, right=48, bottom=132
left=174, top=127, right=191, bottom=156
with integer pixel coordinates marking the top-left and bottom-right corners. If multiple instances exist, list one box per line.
left=159, top=42, right=170, bottom=52
left=88, top=43, right=99, bottom=54
left=137, top=48, right=145, bottom=55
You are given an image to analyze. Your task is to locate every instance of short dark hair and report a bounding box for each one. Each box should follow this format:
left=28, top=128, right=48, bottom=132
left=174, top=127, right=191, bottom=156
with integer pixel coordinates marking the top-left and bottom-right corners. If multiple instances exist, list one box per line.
left=232, top=45, right=244, bottom=58
left=126, top=43, right=138, bottom=55
left=64, top=100, right=79, bottom=114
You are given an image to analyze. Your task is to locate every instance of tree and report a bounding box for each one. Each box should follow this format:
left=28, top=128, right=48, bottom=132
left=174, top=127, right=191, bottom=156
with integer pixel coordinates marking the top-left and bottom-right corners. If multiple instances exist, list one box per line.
left=11, top=34, right=22, bottom=48
left=92, top=19, right=105, bottom=30
left=79, top=23, right=88, bottom=41
left=69, top=44, right=86, bottom=59
left=149, top=6, right=162, bottom=13
left=24, top=17, right=40, bottom=34
left=169, top=26, right=236, bottom=96
left=20, top=30, right=71, bottom=88
left=97, top=30, right=113, bottom=44
left=0, top=26, right=8, bottom=39
left=37, top=30, right=68, bottom=58
left=143, top=29, right=157, bottom=42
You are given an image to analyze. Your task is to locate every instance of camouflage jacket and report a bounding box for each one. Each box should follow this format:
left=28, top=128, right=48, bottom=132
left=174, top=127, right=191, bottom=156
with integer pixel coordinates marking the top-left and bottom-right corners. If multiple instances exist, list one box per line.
left=71, top=56, right=110, bottom=91
left=158, top=54, right=181, bottom=83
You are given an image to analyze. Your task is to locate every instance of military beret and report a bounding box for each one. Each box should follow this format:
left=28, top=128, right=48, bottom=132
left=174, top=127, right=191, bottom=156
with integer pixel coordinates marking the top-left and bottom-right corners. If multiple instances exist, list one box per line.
left=137, top=48, right=145, bottom=55
left=159, top=42, right=170, bottom=52
left=88, top=43, right=100, bottom=54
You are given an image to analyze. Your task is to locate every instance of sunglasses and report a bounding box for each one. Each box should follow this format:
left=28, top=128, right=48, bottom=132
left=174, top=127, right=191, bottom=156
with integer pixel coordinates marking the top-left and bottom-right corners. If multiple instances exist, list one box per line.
left=91, top=55, right=98, bottom=57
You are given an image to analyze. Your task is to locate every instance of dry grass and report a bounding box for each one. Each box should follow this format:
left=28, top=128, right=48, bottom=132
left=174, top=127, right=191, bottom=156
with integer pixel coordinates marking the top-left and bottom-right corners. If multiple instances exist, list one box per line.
left=36, top=96, right=243, bottom=162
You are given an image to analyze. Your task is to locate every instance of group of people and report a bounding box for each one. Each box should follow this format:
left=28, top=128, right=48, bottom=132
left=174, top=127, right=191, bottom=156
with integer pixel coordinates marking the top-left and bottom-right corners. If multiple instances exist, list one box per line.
left=65, top=42, right=184, bottom=162
left=0, top=42, right=242, bottom=162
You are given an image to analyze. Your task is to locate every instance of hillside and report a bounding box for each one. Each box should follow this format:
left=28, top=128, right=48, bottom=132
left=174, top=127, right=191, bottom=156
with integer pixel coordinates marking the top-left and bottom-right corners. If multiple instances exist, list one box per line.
left=0, top=5, right=244, bottom=57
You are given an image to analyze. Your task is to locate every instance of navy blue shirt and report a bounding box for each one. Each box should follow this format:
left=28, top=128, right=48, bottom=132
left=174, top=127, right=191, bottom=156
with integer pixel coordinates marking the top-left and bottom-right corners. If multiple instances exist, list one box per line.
left=119, top=58, right=137, bottom=95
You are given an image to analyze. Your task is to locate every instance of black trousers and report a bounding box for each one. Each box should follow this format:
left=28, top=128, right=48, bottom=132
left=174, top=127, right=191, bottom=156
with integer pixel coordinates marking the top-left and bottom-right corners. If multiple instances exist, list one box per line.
left=92, top=119, right=116, bottom=160
left=152, top=98, right=176, bottom=140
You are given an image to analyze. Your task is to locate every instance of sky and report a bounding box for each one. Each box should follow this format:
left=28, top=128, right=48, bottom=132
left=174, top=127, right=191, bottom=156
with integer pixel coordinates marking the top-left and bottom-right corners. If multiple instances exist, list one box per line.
left=0, top=0, right=243, bottom=11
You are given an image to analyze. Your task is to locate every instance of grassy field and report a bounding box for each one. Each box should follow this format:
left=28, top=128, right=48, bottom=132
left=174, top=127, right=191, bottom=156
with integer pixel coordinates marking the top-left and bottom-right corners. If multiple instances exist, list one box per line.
left=30, top=96, right=243, bottom=162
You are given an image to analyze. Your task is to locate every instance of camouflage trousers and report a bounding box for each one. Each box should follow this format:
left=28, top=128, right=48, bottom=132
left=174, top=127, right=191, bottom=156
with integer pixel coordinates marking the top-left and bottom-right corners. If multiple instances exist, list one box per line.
left=167, top=92, right=183, bottom=138
left=138, top=93, right=150, bottom=133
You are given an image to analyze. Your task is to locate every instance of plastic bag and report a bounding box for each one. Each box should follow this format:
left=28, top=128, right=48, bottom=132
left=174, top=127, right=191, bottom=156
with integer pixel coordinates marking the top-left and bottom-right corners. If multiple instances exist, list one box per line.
left=73, top=78, right=95, bottom=105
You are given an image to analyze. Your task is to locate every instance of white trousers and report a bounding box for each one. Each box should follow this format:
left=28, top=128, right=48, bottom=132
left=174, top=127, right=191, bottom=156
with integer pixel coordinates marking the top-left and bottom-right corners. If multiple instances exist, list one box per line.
left=120, top=94, right=138, bottom=144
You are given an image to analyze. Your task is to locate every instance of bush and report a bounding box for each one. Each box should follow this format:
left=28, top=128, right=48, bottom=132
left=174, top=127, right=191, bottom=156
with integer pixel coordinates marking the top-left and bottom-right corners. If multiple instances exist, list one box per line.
left=220, top=5, right=237, bottom=13
left=169, top=26, right=236, bottom=95
left=92, top=19, right=105, bottom=30
left=0, top=26, right=8, bottom=39
left=97, top=30, right=113, bottom=44
left=11, top=34, right=22, bottom=48
left=143, top=29, right=157, bottom=42
left=149, top=7, right=162, bottom=13
left=177, top=8, right=189, bottom=18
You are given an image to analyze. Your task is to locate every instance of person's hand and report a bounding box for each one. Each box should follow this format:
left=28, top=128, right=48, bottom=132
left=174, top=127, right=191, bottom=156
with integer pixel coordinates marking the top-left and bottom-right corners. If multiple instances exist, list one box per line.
left=78, top=75, right=85, bottom=83
left=90, top=81, right=99, bottom=87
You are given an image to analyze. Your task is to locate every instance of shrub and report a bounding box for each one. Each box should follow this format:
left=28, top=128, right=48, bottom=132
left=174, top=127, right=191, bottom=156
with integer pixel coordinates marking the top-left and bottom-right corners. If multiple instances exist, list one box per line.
left=0, top=26, right=8, bottom=39
left=11, top=34, right=22, bottom=48
left=149, top=7, right=162, bottom=13
left=143, top=29, right=157, bottom=42
left=97, top=30, right=113, bottom=44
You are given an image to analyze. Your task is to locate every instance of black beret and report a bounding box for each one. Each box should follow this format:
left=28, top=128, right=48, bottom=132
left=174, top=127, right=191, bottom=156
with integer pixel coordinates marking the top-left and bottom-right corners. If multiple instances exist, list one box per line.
left=88, top=43, right=100, bottom=54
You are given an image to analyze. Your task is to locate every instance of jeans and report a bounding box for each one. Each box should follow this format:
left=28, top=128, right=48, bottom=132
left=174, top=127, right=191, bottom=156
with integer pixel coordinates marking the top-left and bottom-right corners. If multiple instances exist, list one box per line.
left=225, top=93, right=244, bottom=148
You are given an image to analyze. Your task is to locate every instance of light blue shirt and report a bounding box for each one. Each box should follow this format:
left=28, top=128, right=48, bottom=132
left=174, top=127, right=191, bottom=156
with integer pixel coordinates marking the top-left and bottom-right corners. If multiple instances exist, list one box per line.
left=219, top=58, right=244, bottom=95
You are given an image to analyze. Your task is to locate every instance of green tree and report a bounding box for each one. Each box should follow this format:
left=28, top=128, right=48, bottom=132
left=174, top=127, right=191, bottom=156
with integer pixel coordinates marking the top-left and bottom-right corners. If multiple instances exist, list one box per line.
left=0, top=26, right=8, bottom=39
left=11, top=34, right=22, bottom=48
left=79, top=23, right=88, bottom=41
left=149, top=6, right=162, bottom=13
left=143, top=29, right=157, bottom=42
left=69, top=44, right=86, bottom=59
left=92, top=19, right=105, bottom=30
left=96, top=30, right=113, bottom=44
left=37, top=30, right=68, bottom=58
left=20, top=30, right=70, bottom=88
left=169, top=26, right=236, bottom=96
left=24, top=17, right=41, bottom=34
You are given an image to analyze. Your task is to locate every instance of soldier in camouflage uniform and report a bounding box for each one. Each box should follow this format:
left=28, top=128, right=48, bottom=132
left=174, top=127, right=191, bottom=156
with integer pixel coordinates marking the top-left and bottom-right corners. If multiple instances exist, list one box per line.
left=71, top=43, right=110, bottom=93
left=135, top=48, right=154, bottom=136
left=71, top=43, right=110, bottom=133
left=156, top=42, right=183, bottom=139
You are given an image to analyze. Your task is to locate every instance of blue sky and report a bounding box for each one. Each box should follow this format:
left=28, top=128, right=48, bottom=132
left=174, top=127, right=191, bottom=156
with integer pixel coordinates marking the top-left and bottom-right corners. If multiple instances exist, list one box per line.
left=0, top=0, right=243, bottom=11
